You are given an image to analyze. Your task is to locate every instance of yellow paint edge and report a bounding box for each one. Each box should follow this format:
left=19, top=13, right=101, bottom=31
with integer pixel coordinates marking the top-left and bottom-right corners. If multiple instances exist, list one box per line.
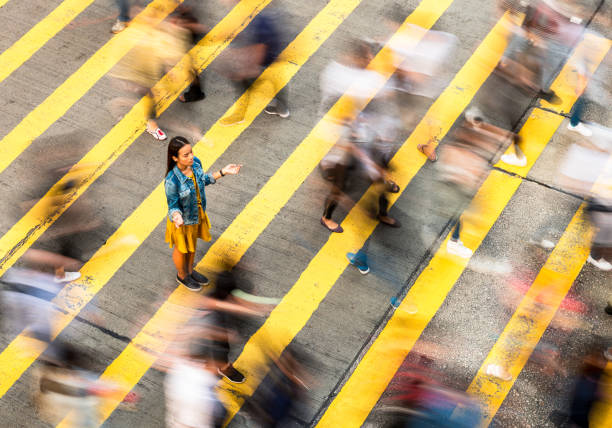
left=48, top=0, right=365, bottom=424
left=55, top=1, right=455, bottom=425
left=0, top=0, right=275, bottom=398
left=464, top=206, right=591, bottom=426
left=0, top=0, right=95, bottom=83
left=316, top=33, right=610, bottom=422
left=0, top=0, right=185, bottom=175
left=0, top=0, right=273, bottom=278
left=496, top=34, right=611, bottom=176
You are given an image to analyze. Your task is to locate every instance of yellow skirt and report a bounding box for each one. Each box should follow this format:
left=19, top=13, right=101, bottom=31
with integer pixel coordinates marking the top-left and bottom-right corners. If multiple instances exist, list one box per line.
left=165, top=206, right=211, bottom=254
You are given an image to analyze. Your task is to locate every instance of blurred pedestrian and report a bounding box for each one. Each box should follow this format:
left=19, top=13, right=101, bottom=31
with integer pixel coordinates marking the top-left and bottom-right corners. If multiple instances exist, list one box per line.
left=243, top=345, right=310, bottom=427
left=111, top=0, right=154, bottom=34
left=567, top=349, right=607, bottom=428
left=437, top=108, right=513, bottom=257
left=586, top=196, right=612, bottom=271
left=219, top=0, right=289, bottom=125
left=110, top=15, right=196, bottom=140
left=164, top=137, right=242, bottom=290
left=186, top=270, right=267, bottom=384
left=0, top=267, right=61, bottom=342
left=172, top=6, right=209, bottom=103
left=164, top=340, right=227, bottom=428
left=319, top=39, right=383, bottom=117
left=34, top=342, right=120, bottom=427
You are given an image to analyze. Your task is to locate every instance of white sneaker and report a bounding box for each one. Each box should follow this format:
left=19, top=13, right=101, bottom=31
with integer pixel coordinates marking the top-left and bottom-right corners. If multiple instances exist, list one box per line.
left=54, top=271, right=81, bottom=283
left=501, top=153, right=527, bottom=167
left=111, top=20, right=128, bottom=34
left=486, top=364, right=512, bottom=381
left=587, top=255, right=612, bottom=271
left=567, top=122, right=592, bottom=137
left=447, top=239, right=473, bottom=258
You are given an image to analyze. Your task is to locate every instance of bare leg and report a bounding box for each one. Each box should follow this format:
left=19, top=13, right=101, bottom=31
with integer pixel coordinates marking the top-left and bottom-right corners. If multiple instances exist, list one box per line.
left=172, top=248, right=188, bottom=279
left=186, top=251, right=195, bottom=275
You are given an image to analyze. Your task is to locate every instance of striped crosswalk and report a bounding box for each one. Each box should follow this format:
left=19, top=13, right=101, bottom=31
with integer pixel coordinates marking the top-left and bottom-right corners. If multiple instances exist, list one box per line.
left=0, top=0, right=95, bottom=84
left=0, top=0, right=610, bottom=427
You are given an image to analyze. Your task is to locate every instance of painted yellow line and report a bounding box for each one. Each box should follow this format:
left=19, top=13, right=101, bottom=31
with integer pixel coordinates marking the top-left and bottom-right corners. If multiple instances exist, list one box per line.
left=317, top=170, right=520, bottom=428
left=0, top=0, right=272, bottom=280
left=0, top=0, right=274, bottom=398
left=463, top=207, right=590, bottom=425
left=0, top=0, right=10, bottom=8
left=315, top=37, right=610, bottom=428
left=0, top=0, right=184, bottom=175
left=496, top=34, right=611, bottom=176
left=591, top=361, right=612, bottom=427
left=54, top=1, right=453, bottom=425
left=0, top=0, right=362, bottom=420
left=463, top=155, right=612, bottom=426
left=0, top=0, right=96, bottom=83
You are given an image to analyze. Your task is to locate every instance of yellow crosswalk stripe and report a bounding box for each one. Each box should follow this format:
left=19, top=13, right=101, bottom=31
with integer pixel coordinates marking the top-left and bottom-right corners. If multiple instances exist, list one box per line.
left=0, top=0, right=96, bottom=84
left=55, top=0, right=454, bottom=425
left=497, top=32, right=611, bottom=176
left=591, top=361, right=612, bottom=427
left=0, top=0, right=10, bottom=8
left=0, top=0, right=272, bottom=280
left=315, top=34, right=610, bottom=428
left=0, top=0, right=184, bottom=176
left=463, top=154, right=612, bottom=426
left=66, top=2, right=526, bottom=424
left=0, top=0, right=362, bottom=408
left=0, top=0, right=276, bottom=397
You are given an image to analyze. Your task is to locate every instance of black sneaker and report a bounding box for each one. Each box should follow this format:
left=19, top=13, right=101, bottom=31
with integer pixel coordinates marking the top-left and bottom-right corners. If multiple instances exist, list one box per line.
left=190, top=270, right=209, bottom=286
left=176, top=274, right=202, bottom=291
left=264, top=104, right=290, bottom=118
left=538, top=90, right=561, bottom=105
left=218, top=364, right=245, bottom=383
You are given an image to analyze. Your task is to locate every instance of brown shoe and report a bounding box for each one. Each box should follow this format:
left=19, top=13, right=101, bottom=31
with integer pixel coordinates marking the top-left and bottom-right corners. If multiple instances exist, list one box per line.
left=417, top=144, right=437, bottom=162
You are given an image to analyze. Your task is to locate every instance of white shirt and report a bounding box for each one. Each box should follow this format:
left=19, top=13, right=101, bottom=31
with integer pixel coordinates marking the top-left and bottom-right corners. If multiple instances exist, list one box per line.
left=165, top=361, right=219, bottom=428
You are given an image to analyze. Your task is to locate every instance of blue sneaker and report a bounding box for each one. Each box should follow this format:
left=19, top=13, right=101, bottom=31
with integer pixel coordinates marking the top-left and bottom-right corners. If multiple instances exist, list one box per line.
left=347, top=252, right=369, bottom=274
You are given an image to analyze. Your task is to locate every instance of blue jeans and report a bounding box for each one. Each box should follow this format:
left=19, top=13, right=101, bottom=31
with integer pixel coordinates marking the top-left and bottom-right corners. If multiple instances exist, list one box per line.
left=570, top=96, right=584, bottom=127
left=451, top=219, right=461, bottom=241
left=116, top=0, right=130, bottom=22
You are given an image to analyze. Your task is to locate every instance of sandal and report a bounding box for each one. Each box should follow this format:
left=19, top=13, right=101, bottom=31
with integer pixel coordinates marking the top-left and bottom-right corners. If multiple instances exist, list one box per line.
left=320, top=218, right=343, bottom=233
left=146, top=127, right=167, bottom=141
left=386, top=180, right=400, bottom=193
left=417, top=144, right=437, bottom=162
left=378, top=215, right=401, bottom=228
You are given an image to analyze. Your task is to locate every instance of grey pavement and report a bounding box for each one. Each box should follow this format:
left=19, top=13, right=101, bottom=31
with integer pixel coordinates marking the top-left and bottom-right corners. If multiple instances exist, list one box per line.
left=0, top=0, right=611, bottom=427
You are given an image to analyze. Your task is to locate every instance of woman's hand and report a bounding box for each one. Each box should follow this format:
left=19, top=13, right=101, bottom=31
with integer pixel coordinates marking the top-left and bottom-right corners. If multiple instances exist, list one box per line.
left=172, top=212, right=184, bottom=229
left=221, top=164, right=242, bottom=176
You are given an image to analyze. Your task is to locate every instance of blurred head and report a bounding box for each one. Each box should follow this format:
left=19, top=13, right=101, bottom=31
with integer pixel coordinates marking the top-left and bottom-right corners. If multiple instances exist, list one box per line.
left=348, top=39, right=373, bottom=69
left=167, top=136, right=193, bottom=174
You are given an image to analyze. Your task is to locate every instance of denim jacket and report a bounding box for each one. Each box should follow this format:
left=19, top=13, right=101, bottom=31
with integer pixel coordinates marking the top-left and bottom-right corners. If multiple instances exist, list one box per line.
left=165, top=157, right=216, bottom=225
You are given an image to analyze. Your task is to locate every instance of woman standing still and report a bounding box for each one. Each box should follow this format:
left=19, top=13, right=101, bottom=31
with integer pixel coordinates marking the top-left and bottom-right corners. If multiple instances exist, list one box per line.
left=165, top=137, right=242, bottom=291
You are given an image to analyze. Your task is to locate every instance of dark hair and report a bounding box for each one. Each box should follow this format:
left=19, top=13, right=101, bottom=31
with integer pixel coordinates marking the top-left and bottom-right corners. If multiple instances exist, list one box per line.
left=167, top=136, right=191, bottom=175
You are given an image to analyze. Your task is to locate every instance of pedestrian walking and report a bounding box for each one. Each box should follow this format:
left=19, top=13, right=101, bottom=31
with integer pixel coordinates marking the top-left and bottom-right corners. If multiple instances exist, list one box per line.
left=164, top=136, right=242, bottom=290
left=218, top=0, right=289, bottom=125
left=111, top=0, right=153, bottom=33
left=164, top=341, right=227, bottom=428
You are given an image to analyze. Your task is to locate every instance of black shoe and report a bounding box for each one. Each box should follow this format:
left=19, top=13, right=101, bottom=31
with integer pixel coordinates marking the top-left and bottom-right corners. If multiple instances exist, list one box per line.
left=218, top=365, right=245, bottom=383
left=605, top=303, right=612, bottom=315
left=176, top=274, right=202, bottom=291
left=538, top=90, right=561, bottom=105
left=190, top=270, right=209, bottom=286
